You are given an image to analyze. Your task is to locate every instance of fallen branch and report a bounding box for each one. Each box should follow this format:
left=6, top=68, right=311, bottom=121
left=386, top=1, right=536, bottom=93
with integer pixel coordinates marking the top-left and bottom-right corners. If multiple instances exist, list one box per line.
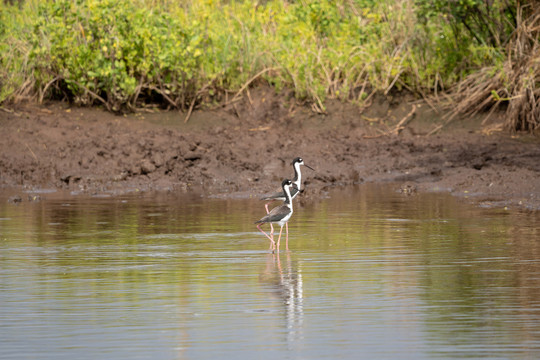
left=184, top=96, right=197, bottom=124
left=39, top=76, right=62, bottom=103
left=228, top=67, right=280, bottom=105
left=248, top=126, right=271, bottom=131
left=67, top=78, right=112, bottom=112
left=148, top=85, right=178, bottom=109
left=184, top=81, right=214, bottom=123
left=393, top=104, right=416, bottom=134
left=25, top=143, right=38, bottom=161
left=362, top=104, right=416, bottom=138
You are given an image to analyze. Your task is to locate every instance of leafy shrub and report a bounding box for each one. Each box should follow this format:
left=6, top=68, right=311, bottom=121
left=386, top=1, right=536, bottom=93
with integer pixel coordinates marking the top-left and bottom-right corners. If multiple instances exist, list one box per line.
left=29, top=0, right=213, bottom=111
left=1, top=0, right=534, bottom=131
left=0, top=2, right=36, bottom=103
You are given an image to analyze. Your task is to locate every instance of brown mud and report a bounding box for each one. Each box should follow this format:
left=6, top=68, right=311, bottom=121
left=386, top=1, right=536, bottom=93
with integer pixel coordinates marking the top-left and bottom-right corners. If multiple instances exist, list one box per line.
left=1, top=87, right=539, bottom=210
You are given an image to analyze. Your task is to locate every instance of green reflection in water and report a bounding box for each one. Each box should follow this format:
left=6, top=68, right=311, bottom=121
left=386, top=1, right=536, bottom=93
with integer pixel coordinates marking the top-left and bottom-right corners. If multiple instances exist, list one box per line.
left=1, top=184, right=539, bottom=359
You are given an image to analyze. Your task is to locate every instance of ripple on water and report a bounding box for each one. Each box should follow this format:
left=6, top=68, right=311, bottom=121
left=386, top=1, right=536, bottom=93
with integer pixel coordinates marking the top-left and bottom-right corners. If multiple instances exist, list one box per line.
left=1, top=184, right=540, bottom=360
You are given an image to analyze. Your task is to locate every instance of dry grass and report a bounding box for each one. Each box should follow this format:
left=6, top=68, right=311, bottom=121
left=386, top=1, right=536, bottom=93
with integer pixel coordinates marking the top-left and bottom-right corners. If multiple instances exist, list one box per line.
left=448, top=5, right=540, bottom=132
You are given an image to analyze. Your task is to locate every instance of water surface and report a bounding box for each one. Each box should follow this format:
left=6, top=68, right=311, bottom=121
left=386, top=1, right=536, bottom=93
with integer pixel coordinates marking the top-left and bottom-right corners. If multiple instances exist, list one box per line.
left=1, top=185, right=540, bottom=359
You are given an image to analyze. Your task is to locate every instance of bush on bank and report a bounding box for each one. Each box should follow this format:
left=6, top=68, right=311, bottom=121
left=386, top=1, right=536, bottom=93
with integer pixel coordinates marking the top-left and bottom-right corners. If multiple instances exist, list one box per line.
left=0, top=0, right=537, bottom=131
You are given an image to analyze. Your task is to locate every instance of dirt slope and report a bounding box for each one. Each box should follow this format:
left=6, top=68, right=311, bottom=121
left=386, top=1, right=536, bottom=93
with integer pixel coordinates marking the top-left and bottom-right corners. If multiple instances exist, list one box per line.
left=1, top=87, right=539, bottom=210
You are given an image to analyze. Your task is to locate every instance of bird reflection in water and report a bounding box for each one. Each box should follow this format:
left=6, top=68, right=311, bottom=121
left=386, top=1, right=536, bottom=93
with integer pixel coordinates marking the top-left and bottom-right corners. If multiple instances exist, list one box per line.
left=260, top=252, right=304, bottom=348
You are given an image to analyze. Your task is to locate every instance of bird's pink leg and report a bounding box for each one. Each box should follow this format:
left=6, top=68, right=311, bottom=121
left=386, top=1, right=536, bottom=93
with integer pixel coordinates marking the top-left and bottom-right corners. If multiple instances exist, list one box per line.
left=257, top=224, right=275, bottom=251
left=276, top=225, right=284, bottom=252
left=264, top=203, right=274, bottom=234
left=268, top=229, right=275, bottom=251
left=285, top=222, right=289, bottom=251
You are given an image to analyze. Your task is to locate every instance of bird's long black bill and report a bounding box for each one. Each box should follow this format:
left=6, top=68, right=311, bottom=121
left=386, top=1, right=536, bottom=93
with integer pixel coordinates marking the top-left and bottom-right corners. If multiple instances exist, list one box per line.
left=305, top=164, right=315, bottom=171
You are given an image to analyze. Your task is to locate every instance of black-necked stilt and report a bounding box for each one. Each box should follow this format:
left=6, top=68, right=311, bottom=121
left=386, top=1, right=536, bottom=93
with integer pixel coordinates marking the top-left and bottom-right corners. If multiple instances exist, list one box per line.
left=260, top=157, right=314, bottom=214
left=255, top=179, right=294, bottom=252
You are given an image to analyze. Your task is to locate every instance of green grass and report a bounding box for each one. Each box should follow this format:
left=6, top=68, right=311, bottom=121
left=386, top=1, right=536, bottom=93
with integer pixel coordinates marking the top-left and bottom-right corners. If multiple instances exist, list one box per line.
left=0, top=0, right=518, bottom=116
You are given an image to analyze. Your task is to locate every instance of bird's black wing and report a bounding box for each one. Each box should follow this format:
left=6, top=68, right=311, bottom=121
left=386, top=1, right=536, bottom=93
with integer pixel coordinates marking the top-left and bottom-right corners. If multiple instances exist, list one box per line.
left=260, top=186, right=285, bottom=201
left=255, top=204, right=290, bottom=224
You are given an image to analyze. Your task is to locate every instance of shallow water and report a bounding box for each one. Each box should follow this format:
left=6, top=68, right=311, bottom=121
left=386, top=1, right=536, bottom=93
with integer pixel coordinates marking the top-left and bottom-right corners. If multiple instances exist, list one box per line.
left=1, top=184, right=540, bottom=359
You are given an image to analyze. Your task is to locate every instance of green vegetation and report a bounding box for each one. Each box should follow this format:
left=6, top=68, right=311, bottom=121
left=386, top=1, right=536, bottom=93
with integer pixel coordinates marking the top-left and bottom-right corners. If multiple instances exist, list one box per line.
left=0, top=0, right=538, bottom=130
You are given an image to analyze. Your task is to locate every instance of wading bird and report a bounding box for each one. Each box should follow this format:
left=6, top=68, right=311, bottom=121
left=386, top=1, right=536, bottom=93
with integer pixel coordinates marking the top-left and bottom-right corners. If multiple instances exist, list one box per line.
left=255, top=179, right=294, bottom=252
left=261, top=157, right=314, bottom=213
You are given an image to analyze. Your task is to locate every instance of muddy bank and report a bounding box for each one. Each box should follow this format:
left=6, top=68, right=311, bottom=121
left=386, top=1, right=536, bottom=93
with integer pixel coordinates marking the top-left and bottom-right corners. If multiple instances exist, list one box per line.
left=1, top=88, right=539, bottom=210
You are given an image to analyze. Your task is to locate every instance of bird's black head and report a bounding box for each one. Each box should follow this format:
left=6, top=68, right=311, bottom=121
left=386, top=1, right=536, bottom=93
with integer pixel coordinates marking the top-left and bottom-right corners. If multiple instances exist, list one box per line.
left=292, top=156, right=315, bottom=171
left=281, top=179, right=293, bottom=188
left=291, top=157, right=303, bottom=165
